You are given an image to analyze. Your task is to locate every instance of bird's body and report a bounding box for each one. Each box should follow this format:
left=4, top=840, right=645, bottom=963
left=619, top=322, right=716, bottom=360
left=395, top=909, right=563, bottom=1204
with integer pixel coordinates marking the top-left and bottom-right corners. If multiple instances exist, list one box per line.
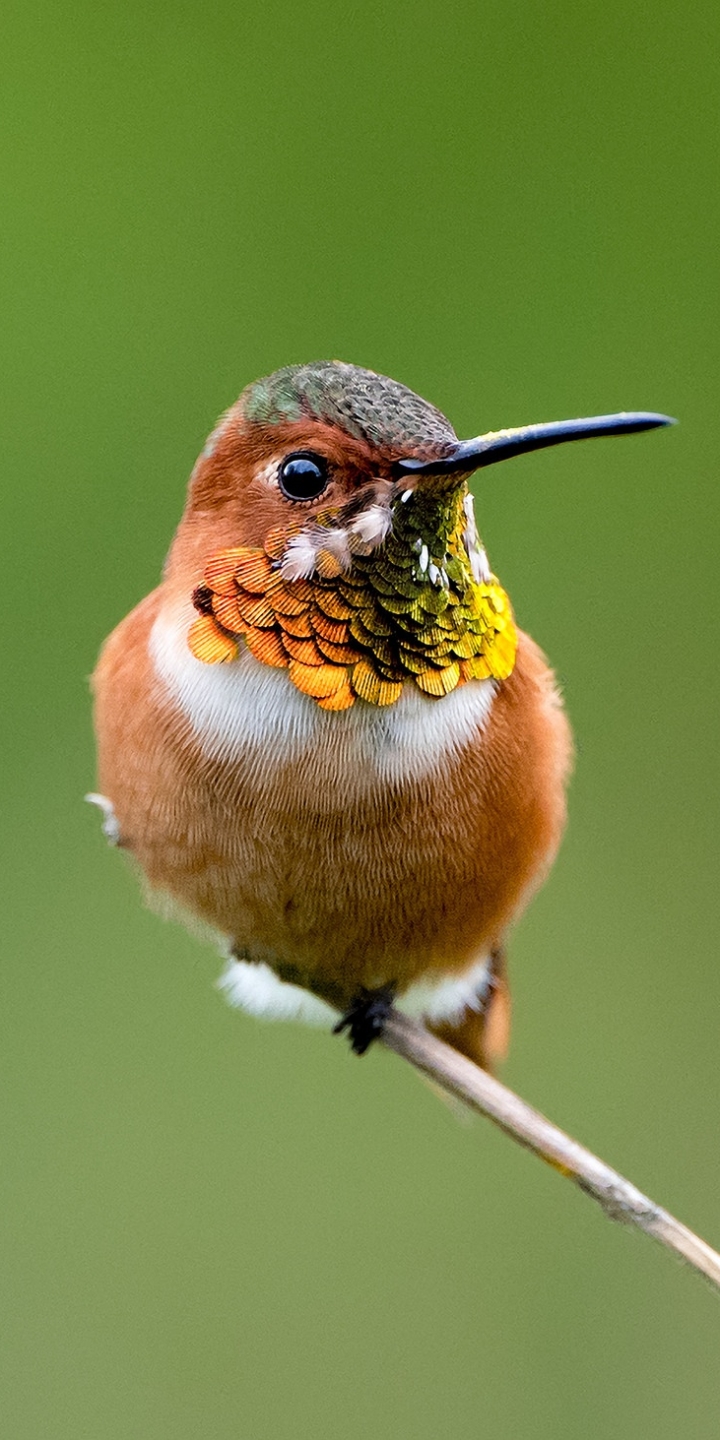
left=91, top=362, right=670, bottom=1063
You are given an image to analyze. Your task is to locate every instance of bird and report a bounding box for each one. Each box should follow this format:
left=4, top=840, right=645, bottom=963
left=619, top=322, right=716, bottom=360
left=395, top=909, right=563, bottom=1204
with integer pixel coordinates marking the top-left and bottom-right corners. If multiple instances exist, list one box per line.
left=89, top=361, right=673, bottom=1066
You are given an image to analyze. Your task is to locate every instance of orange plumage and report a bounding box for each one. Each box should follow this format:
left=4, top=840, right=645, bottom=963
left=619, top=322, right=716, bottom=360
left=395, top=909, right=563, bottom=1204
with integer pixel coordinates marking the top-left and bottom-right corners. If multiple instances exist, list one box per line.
left=90, top=362, right=671, bottom=1064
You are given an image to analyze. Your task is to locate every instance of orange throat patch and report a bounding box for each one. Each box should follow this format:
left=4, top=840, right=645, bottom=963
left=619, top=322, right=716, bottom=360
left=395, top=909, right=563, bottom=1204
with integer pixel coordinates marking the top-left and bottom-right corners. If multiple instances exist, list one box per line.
left=187, top=489, right=518, bottom=711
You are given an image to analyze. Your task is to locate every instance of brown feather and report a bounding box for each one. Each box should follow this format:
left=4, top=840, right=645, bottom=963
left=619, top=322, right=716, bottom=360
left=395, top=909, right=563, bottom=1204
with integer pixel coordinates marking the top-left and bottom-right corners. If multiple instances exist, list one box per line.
left=91, top=397, right=573, bottom=1060
left=93, top=597, right=571, bottom=1024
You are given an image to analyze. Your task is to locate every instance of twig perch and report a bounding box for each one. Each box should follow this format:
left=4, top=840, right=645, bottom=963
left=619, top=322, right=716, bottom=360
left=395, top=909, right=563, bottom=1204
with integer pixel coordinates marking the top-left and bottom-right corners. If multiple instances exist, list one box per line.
left=381, top=1010, right=720, bottom=1291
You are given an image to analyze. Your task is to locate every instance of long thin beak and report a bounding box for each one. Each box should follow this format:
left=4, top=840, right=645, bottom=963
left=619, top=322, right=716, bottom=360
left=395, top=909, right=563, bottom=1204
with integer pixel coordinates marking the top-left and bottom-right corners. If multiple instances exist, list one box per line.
left=394, top=411, right=676, bottom=477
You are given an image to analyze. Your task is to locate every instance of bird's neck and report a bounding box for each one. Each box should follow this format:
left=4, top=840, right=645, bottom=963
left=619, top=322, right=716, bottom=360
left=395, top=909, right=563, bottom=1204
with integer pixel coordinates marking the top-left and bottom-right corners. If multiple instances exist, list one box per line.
left=180, top=483, right=517, bottom=709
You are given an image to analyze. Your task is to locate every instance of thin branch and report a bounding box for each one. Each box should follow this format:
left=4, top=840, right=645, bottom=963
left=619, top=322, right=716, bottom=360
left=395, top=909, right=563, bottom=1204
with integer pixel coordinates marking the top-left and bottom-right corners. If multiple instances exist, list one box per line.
left=381, top=1010, right=720, bottom=1292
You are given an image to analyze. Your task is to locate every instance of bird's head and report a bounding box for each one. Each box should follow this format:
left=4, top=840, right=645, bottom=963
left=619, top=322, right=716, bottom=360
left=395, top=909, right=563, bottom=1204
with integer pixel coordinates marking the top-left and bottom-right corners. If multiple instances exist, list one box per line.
left=167, top=361, right=673, bottom=710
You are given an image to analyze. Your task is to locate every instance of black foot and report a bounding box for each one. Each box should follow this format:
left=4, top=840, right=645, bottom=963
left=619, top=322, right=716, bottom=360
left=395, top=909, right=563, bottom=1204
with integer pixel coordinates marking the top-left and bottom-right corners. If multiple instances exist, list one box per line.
left=333, top=986, right=395, bottom=1056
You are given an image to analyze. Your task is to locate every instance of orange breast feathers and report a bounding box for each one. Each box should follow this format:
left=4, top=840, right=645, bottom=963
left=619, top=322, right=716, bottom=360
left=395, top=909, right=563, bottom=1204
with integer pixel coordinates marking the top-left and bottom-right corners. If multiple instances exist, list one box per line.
left=89, top=358, right=675, bottom=1064
left=89, top=361, right=587, bottom=1066
left=92, top=586, right=572, bottom=1042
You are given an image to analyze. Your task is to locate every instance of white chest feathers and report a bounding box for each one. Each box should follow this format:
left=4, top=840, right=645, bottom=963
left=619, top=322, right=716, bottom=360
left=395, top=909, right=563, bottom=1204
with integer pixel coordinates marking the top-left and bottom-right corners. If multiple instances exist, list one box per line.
left=150, top=602, right=496, bottom=788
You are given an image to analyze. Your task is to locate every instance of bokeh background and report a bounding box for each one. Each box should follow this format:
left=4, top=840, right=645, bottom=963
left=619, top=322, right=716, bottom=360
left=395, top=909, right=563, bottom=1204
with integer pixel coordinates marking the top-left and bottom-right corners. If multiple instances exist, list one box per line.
left=2, top=0, right=719, bottom=1435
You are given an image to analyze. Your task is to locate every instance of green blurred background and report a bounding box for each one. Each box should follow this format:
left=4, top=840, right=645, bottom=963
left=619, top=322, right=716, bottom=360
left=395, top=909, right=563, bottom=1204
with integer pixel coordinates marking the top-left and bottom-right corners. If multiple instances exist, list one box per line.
left=2, top=0, right=719, bottom=1435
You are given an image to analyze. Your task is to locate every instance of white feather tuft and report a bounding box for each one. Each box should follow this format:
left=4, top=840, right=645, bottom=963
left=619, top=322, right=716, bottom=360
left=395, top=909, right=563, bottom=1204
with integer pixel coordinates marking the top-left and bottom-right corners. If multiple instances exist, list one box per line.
left=350, top=504, right=393, bottom=548
left=398, top=954, right=492, bottom=1024
left=320, top=527, right=352, bottom=568
left=85, top=792, right=121, bottom=845
left=463, top=492, right=491, bottom=583
left=218, top=958, right=337, bottom=1025
left=281, top=532, right=319, bottom=581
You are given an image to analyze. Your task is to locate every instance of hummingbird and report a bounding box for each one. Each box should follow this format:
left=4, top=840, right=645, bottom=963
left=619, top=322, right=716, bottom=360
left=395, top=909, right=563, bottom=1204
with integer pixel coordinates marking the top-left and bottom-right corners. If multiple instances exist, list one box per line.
left=89, top=362, right=673, bottom=1065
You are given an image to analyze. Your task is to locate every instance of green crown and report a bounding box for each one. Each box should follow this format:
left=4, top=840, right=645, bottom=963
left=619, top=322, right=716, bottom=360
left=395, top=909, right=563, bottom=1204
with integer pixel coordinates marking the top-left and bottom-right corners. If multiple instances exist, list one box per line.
left=242, top=361, right=457, bottom=456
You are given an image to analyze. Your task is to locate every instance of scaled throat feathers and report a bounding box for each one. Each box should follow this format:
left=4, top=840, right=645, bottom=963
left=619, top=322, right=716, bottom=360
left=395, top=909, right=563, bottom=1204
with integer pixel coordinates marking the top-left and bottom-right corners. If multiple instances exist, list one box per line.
left=187, top=480, right=518, bottom=712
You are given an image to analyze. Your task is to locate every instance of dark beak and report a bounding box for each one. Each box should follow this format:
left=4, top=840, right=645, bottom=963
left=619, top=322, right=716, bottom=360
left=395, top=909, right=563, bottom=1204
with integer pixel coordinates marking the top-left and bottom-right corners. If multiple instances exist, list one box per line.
left=394, top=411, right=676, bottom=478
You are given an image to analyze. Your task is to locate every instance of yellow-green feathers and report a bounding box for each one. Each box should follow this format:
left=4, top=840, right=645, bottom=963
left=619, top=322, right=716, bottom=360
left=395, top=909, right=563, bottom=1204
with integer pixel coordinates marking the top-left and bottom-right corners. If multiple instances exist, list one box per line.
left=189, top=484, right=517, bottom=709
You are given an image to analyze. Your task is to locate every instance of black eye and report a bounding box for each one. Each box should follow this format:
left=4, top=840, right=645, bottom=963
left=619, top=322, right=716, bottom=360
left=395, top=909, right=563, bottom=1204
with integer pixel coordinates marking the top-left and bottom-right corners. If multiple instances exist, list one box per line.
left=278, top=451, right=329, bottom=501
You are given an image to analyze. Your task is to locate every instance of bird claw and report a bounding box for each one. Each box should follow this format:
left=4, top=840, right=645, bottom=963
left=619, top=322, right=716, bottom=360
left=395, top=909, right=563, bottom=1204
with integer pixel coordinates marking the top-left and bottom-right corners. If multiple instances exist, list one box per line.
left=333, top=986, right=395, bottom=1055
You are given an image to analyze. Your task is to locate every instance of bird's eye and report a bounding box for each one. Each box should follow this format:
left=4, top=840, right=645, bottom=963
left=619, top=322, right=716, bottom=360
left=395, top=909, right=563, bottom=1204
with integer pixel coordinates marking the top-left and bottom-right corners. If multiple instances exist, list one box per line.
left=278, top=452, right=329, bottom=501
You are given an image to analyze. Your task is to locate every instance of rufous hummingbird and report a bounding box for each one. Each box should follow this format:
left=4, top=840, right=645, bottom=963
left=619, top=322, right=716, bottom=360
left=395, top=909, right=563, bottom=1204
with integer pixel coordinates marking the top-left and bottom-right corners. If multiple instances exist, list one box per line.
left=89, top=362, right=673, bottom=1065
